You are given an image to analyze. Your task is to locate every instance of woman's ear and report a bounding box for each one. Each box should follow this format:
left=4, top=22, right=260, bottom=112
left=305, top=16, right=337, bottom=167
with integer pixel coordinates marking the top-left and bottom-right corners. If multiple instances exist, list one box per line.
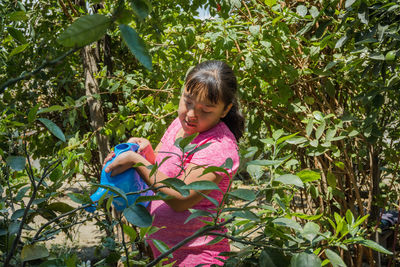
left=221, top=103, right=233, bottom=118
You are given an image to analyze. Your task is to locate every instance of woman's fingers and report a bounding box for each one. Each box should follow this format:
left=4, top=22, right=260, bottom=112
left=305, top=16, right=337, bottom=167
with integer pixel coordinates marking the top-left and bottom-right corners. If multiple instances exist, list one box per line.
left=105, top=151, right=136, bottom=176
left=103, top=151, right=115, bottom=167
left=127, top=137, right=150, bottom=152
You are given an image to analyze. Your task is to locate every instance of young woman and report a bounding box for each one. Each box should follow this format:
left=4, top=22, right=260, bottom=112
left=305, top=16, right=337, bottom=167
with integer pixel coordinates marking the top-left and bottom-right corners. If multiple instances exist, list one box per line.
left=104, top=60, right=245, bottom=266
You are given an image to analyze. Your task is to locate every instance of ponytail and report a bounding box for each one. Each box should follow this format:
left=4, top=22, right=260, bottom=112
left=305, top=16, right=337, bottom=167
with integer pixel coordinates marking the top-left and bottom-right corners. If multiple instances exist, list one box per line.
left=222, top=99, right=245, bottom=141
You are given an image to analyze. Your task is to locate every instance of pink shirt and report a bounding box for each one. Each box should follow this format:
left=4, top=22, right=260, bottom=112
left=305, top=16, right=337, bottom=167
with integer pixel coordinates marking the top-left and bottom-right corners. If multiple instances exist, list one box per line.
left=148, top=118, right=239, bottom=266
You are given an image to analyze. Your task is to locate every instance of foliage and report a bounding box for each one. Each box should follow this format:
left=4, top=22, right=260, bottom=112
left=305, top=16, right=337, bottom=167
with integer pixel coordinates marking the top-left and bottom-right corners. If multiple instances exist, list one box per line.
left=1, top=0, right=400, bottom=266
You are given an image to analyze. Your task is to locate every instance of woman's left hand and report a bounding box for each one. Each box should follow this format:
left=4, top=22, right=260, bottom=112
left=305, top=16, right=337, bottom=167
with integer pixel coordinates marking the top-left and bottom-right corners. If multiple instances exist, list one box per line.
left=104, top=151, right=139, bottom=176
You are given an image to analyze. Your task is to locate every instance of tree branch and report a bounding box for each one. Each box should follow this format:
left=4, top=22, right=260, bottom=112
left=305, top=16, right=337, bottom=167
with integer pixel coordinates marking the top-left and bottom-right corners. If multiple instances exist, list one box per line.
left=0, top=48, right=79, bottom=94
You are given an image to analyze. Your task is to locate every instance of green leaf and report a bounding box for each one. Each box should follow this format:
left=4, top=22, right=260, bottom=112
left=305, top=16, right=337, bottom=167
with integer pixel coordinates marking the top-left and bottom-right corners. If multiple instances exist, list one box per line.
left=182, top=181, right=221, bottom=191
left=186, top=142, right=212, bottom=157
left=356, top=239, right=393, bottom=254
left=37, top=118, right=66, bottom=142
left=130, top=0, right=152, bottom=20
left=207, top=236, right=225, bottom=246
left=358, top=2, right=368, bottom=24
left=201, top=166, right=229, bottom=177
left=286, top=137, right=307, bottom=145
left=316, top=120, right=326, bottom=140
left=57, top=14, right=110, bottom=47
left=259, top=249, right=289, bottom=267
left=8, top=43, right=30, bottom=58
left=123, top=204, right=153, bottom=227
left=160, top=178, right=189, bottom=197
left=197, top=191, right=220, bottom=207
left=275, top=174, right=304, bottom=188
left=325, top=249, right=346, bottom=267
left=272, top=129, right=284, bottom=140
left=306, top=119, right=313, bottom=136
left=385, top=51, right=396, bottom=61
left=152, top=239, right=172, bottom=257
left=8, top=27, right=27, bottom=44
left=47, top=202, right=75, bottom=213
left=21, top=244, right=49, bottom=262
left=232, top=210, right=260, bottom=221
left=15, top=186, right=30, bottom=201
left=369, top=53, right=385, bottom=60
left=335, top=35, right=348, bottom=49
left=8, top=11, right=28, bottom=21
left=249, top=25, right=261, bottom=36
left=228, top=189, right=256, bottom=201
left=290, top=252, right=321, bottom=267
left=122, top=224, right=137, bottom=241
left=28, top=104, right=40, bottom=124
left=345, top=0, right=357, bottom=9
left=11, top=209, right=25, bottom=220
left=296, top=5, right=308, bottom=17
left=302, top=222, right=320, bottom=242
left=273, top=217, right=302, bottom=231
left=37, top=105, right=66, bottom=114
left=68, top=193, right=92, bottom=206
left=98, top=184, right=128, bottom=205
left=265, top=0, right=277, bottom=7
left=6, top=156, right=26, bottom=171
left=247, top=159, right=283, bottom=166
left=310, top=140, right=319, bottom=147
left=309, top=6, right=319, bottom=18
left=119, top=24, right=152, bottom=71
left=296, top=170, right=321, bottom=183
left=327, top=172, right=337, bottom=188
left=184, top=210, right=214, bottom=224
left=292, top=213, right=323, bottom=220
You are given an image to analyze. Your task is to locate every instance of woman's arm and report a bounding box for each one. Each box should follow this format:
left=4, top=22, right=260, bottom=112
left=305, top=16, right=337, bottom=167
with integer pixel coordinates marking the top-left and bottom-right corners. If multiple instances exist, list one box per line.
left=105, top=151, right=223, bottom=212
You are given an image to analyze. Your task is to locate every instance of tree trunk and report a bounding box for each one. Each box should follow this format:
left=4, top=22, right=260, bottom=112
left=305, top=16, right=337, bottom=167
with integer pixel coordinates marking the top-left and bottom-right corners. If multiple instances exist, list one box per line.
left=82, top=45, right=109, bottom=165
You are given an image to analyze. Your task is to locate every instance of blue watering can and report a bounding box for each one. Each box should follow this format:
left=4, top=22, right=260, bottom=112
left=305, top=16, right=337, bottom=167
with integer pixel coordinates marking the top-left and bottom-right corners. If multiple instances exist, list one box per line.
left=85, top=143, right=153, bottom=212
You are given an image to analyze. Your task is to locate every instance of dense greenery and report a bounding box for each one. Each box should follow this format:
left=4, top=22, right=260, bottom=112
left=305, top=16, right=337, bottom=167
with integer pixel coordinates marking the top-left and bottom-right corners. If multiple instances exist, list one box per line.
left=1, top=0, right=399, bottom=266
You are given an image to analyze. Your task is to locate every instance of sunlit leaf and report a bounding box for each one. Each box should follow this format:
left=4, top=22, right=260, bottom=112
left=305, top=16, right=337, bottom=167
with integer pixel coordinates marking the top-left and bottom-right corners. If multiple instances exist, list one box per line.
left=8, top=43, right=29, bottom=58
left=228, top=189, right=256, bottom=201
left=37, top=118, right=66, bottom=142
left=290, top=252, right=321, bottom=267
left=123, top=204, right=152, bottom=227
left=6, top=156, right=26, bottom=171
left=152, top=239, right=172, bottom=257
left=356, top=239, right=393, bottom=254
left=325, top=249, right=346, bottom=267
left=273, top=217, right=302, bottom=231
left=275, top=174, right=304, bottom=188
left=130, top=0, right=152, bottom=20
left=296, top=170, right=321, bottom=183
left=57, top=14, right=111, bottom=47
left=182, top=181, right=221, bottom=191
left=21, top=244, right=49, bottom=262
left=296, top=5, right=307, bottom=17
left=119, top=24, right=152, bottom=71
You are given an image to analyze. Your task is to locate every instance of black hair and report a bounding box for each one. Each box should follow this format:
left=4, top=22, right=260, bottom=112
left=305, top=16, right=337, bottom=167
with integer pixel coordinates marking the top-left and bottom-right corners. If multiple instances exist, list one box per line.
left=185, top=60, right=245, bottom=140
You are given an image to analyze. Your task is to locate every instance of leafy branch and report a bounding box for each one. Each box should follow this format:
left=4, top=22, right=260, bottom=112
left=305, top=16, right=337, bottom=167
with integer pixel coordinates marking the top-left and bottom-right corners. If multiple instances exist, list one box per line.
left=0, top=48, right=79, bottom=94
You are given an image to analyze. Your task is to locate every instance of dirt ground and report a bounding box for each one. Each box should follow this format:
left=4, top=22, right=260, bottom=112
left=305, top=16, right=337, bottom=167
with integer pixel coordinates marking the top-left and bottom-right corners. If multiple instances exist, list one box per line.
left=30, top=176, right=107, bottom=262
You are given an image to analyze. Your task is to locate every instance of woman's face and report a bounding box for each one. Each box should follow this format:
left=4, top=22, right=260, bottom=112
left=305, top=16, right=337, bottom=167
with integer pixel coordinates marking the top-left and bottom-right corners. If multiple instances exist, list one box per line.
left=178, top=90, right=232, bottom=137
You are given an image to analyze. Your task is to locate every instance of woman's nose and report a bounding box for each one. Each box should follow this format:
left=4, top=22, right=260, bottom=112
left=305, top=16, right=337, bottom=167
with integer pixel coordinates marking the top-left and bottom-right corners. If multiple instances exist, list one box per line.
left=187, top=107, right=196, bottom=118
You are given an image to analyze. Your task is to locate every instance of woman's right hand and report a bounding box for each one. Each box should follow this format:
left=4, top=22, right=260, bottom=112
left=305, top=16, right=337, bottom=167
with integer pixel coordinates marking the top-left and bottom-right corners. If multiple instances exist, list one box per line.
left=127, top=137, right=156, bottom=164
left=127, top=137, right=151, bottom=153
